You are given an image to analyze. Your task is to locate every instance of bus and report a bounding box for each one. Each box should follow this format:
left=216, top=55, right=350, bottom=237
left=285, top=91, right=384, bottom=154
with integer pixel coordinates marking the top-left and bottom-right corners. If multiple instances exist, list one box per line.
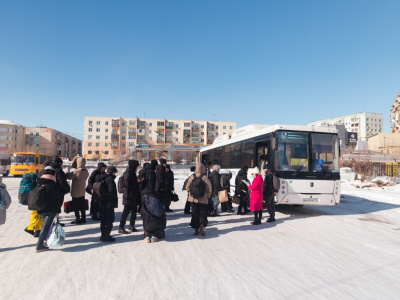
left=200, top=124, right=341, bottom=206
left=0, top=154, right=11, bottom=176
left=10, top=152, right=53, bottom=176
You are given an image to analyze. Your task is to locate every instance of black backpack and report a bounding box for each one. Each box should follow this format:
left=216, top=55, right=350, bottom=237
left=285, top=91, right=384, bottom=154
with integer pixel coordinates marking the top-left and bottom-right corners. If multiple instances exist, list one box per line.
left=27, top=184, right=48, bottom=211
left=118, top=175, right=125, bottom=194
left=190, top=174, right=206, bottom=198
left=93, top=180, right=109, bottom=201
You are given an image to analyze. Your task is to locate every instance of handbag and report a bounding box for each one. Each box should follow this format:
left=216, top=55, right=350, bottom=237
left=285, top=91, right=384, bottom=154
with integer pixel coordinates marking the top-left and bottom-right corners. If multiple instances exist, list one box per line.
left=218, top=190, right=229, bottom=203
left=64, top=199, right=89, bottom=213
left=170, top=191, right=179, bottom=202
left=47, top=217, right=65, bottom=247
left=232, top=194, right=240, bottom=205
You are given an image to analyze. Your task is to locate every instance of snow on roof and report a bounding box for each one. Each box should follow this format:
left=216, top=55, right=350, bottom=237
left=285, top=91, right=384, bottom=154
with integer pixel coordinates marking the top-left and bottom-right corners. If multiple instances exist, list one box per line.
left=0, top=120, right=20, bottom=126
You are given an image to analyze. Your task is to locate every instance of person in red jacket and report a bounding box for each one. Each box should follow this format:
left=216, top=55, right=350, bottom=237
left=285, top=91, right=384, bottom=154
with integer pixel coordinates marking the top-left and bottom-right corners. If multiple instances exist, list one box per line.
left=244, top=167, right=264, bottom=225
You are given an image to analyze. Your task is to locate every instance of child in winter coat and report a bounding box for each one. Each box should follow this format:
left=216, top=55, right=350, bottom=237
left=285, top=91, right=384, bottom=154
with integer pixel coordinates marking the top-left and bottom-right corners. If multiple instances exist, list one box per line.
left=0, top=176, right=12, bottom=225
left=244, top=167, right=264, bottom=225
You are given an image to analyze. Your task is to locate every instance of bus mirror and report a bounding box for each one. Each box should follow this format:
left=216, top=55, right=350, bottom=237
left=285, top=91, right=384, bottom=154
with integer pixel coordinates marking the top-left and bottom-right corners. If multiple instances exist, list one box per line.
left=271, top=137, right=277, bottom=151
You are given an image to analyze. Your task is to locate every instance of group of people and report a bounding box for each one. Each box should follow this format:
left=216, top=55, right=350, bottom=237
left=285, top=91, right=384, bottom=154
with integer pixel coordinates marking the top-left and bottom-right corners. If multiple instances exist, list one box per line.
left=1, top=156, right=280, bottom=251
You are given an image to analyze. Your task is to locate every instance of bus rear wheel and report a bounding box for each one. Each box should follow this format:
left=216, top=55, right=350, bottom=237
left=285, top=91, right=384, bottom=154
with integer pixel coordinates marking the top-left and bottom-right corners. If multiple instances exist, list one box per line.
left=3, top=171, right=9, bottom=177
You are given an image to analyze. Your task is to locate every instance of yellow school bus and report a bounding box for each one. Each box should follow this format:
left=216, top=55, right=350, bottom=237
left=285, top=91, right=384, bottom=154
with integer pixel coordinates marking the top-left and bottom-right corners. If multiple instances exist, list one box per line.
left=10, top=152, right=53, bottom=176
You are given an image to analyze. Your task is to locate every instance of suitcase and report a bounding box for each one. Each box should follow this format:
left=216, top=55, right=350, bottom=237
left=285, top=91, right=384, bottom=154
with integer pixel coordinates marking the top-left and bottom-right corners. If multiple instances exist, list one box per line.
left=64, top=199, right=89, bottom=214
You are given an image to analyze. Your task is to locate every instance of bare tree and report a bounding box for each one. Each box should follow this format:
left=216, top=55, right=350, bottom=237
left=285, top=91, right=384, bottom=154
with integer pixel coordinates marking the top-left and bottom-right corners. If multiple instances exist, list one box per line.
left=171, top=151, right=184, bottom=164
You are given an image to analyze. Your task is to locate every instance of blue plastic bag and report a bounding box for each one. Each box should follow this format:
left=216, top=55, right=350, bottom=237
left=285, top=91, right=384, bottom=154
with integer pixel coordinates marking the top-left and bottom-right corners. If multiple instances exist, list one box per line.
left=47, top=217, right=65, bottom=247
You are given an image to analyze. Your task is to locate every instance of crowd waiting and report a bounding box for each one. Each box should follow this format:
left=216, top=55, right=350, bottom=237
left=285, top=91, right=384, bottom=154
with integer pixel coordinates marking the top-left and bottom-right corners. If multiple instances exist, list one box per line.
left=0, top=156, right=279, bottom=252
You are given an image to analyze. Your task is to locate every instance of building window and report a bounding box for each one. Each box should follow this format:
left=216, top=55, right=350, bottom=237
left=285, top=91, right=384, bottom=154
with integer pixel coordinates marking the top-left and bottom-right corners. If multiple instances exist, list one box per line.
left=105, top=129, right=108, bottom=132
left=201, top=132, right=204, bottom=135
left=121, top=129, right=126, bottom=133
left=122, top=143, right=125, bottom=147
left=176, top=124, right=178, bottom=128
left=96, top=136, right=100, bottom=139
left=223, top=126, right=226, bottom=129
left=149, top=123, right=152, bottom=126
left=201, top=139, right=204, bottom=142
left=105, top=136, right=109, bottom=140
left=230, top=126, right=233, bottom=129
left=88, top=143, right=92, bottom=146
left=95, top=151, right=99, bottom=155
left=184, top=123, right=190, bottom=127
left=112, top=129, right=118, bottom=133
left=149, top=137, right=152, bottom=141
left=96, top=128, right=100, bottom=132
left=122, top=136, right=126, bottom=140
left=216, top=126, right=219, bottom=129
left=105, top=151, right=109, bottom=155
left=105, top=121, right=108, bottom=125
left=157, top=121, right=165, bottom=126
left=176, top=131, right=178, bottom=134
left=89, top=121, right=93, bottom=125
left=88, top=150, right=92, bottom=154
left=88, top=135, right=92, bottom=140
left=122, top=122, right=126, bottom=126
left=149, top=130, right=152, bottom=134
left=201, top=125, right=204, bottom=128
left=89, top=128, right=92, bottom=132
left=176, top=138, right=178, bottom=142
left=129, top=121, right=136, bottom=125
left=96, top=143, right=100, bottom=147
left=96, top=121, right=100, bottom=125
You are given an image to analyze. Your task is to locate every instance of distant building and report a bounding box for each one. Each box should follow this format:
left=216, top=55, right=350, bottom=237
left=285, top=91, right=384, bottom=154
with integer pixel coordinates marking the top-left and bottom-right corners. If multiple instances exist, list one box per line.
left=390, top=92, right=400, bottom=133
left=0, top=120, right=26, bottom=154
left=307, top=112, right=383, bottom=141
left=84, top=116, right=236, bottom=160
left=25, top=127, right=82, bottom=158
left=368, top=133, right=400, bottom=155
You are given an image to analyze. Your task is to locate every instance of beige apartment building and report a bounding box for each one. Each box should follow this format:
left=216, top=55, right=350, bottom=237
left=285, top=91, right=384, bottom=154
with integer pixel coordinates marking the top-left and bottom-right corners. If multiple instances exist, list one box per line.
left=390, top=92, right=400, bottom=133
left=84, top=116, right=236, bottom=159
left=0, top=120, right=26, bottom=154
left=25, top=127, right=82, bottom=158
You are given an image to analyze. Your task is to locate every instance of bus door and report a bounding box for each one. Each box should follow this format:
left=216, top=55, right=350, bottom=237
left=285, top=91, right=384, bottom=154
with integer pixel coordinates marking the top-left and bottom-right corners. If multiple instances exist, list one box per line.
left=255, top=141, right=269, bottom=171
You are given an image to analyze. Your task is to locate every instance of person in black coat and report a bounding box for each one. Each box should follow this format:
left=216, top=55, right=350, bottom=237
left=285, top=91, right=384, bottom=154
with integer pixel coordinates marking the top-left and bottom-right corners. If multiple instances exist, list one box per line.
left=87, top=162, right=106, bottom=220
left=95, top=166, right=118, bottom=242
left=235, top=166, right=250, bottom=215
left=142, top=160, right=157, bottom=195
left=155, top=158, right=172, bottom=212
left=220, top=171, right=235, bottom=213
left=164, top=164, right=174, bottom=212
left=262, top=163, right=278, bottom=223
left=208, top=164, right=223, bottom=216
left=118, top=160, right=141, bottom=234
left=35, top=166, right=62, bottom=252
left=50, top=157, right=70, bottom=202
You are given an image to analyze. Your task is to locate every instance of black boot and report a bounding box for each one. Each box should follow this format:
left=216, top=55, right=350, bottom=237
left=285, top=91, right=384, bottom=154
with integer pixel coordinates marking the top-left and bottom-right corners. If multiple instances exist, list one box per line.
left=118, top=226, right=130, bottom=234
left=129, top=225, right=138, bottom=232
left=103, top=230, right=115, bottom=242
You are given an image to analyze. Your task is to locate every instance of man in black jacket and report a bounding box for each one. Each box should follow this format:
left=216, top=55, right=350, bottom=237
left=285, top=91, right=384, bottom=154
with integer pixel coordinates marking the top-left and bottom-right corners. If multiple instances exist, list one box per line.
left=87, top=162, right=106, bottom=220
left=95, top=166, right=118, bottom=242
left=156, top=158, right=172, bottom=212
left=209, top=164, right=223, bottom=216
left=262, top=163, right=279, bottom=223
left=50, top=157, right=70, bottom=226
left=142, top=160, right=157, bottom=195
left=118, top=160, right=140, bottom=234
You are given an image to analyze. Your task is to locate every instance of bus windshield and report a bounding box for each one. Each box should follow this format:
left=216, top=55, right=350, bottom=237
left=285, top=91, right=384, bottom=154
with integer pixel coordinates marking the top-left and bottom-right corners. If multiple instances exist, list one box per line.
left=12, top=154, right=35, bottom=165
left=311, top=133, right=340, bottom=173
left=275, top=131, right=309, bottom=172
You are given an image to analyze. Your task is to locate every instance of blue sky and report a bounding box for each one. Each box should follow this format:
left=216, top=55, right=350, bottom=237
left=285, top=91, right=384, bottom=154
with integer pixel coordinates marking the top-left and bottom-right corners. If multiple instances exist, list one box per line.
left=1, top=0, right=399, bottom=139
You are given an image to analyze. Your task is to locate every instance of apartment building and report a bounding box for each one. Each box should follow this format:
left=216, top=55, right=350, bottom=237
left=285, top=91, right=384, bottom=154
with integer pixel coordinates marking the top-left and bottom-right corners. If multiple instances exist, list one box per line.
left=25, top=127, right=82, bottom=158
left=307, top=112, right=383, bottom=141
left=84, top=116, right=236, bottom=159
left=390, top=92, right=400, bottom=133
left=0, top=120, right=26, bottom=154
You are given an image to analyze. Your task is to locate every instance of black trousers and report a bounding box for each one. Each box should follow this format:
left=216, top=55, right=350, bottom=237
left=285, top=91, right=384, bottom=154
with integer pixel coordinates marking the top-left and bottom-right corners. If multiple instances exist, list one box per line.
left=264, top=196, right=275, bottom=218
left=238, top=192, right=248, bottom=213
left=100, top=205, right=115, bottom=235
left=119, top=204, right=138, bottom=228
left=190, top=203, right=208, bottom=229
left=72, top=196, right=86, bottom=220
left=184, top=196, right=191, bottom=213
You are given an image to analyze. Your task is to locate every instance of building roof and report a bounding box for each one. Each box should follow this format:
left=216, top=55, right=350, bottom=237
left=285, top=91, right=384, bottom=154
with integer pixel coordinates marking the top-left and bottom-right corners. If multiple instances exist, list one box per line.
left=0, top=120, right=21, bottom=126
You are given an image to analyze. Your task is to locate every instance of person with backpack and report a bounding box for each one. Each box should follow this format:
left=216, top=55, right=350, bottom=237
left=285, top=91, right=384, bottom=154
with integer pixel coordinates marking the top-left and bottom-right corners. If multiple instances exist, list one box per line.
left=208, top=163, right=223, bottom=217
left=235, top=165, right=250, bottom=215
left=155, top=158, right=172, bottom=212
left=186, top=163, right=212, bottom=236
left=183, top=166, right=196, bottom=214
left=50, top=158, right=70, bottom=226
left=262, top=163, right=279, bottom=223
left=66, top=157, right=89, bottom=224
left=34, top=166, right=63, bottom=252
left=118, top=160, right=141, bottom=234
left=87, top=162, right=107, bottom=220
left=0, top=176, right=12, bottom=226
left=19, top=172, right=42, bottom=236
left=94, top=166, right=118, bottom=242
left=243, top=167, right=264, bottom=225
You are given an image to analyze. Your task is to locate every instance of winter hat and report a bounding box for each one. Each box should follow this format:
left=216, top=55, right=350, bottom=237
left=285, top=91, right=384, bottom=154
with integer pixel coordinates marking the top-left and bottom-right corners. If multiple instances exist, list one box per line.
left=213, top=164, right=220, bottom=172
left=166, top=164, right=171, bottom=170
left=54, top=157, right=63, bottom=166
left=263, top=163, right=269, bottom=170
left=97, top=162, right=107, bottom=170
left=151, top=160, right=158, bottom=168
left=249, top=167, right=260, bottom=175
left=159, top=158, right=167, bottom=165
left=45, top=166, right=55, bottom=170
left=107, top=166, right=117, bottom=174
left=43, top=160, right=52, bottom=168
left=129, top=160, right=139, bottom=171
left=43, top=166, right=56, bottom=175
left=190, top=166, right=196, bottom=172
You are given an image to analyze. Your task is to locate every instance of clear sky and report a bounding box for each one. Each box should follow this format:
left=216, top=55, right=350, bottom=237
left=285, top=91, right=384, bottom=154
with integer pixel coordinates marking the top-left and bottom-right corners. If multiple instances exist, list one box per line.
left=1, top=0, right=399, bottom=139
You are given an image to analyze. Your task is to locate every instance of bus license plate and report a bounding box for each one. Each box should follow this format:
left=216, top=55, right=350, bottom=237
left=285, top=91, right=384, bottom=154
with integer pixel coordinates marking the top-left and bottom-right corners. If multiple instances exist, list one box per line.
left=303, top=197, right=318, bottom=203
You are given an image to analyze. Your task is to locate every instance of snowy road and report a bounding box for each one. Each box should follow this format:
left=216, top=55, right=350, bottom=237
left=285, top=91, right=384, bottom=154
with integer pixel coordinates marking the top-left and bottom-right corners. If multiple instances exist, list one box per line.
left=0, top=177, right=399, bottom=300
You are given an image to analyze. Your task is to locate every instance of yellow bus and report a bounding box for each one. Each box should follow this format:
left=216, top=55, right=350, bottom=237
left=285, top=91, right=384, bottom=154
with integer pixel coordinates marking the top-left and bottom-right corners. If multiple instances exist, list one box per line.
left=10, top=152, right=53, bottom=176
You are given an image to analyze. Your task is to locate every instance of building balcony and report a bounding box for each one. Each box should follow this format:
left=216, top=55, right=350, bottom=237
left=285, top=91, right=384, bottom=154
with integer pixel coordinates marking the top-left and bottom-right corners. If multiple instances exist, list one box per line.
left=166, top=138, right=173, bottom=143
left=111, top=120, right=120, bottom=128
left=183, top=138, right=191, bottom=144
left=165, top=123, right=173, bottom=129
left=183, top=125, right=191, bottom=130
left=157, top=138, right=165, bottom=143
left=192, top=133, right=200, bottom=137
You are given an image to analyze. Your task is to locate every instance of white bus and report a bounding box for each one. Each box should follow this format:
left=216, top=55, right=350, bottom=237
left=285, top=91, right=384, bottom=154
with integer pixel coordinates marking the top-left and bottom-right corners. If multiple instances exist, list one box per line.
left=199, top=124, right=341, bottom=206
left=0, top=154, right=11, bottom=176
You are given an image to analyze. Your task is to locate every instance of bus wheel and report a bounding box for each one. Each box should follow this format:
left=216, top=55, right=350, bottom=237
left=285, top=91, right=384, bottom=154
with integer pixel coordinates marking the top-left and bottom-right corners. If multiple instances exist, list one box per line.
left=3, top=171, right=9, bottom=177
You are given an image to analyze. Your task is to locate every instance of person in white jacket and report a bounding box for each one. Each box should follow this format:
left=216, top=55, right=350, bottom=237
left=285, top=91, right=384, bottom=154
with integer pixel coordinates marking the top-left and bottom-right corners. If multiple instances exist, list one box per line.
left=0, top=176, right=12, bottom=225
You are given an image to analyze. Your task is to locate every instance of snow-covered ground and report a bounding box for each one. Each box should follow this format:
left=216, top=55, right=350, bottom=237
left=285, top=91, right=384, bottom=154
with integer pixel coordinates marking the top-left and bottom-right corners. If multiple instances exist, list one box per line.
left=1, top=175, right=400, bottom=300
